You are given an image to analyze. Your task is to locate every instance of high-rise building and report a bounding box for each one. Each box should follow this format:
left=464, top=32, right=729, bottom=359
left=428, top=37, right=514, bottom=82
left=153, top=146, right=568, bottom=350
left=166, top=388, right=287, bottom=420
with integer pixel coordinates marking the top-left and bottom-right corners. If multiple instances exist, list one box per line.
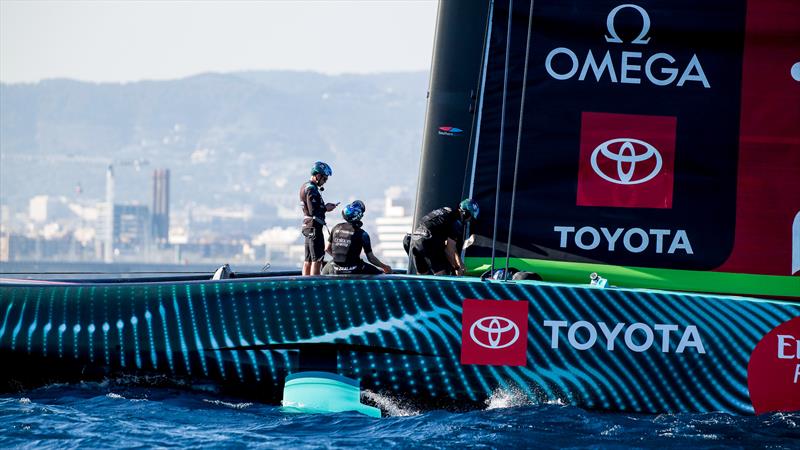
left=374, top=186, right=414, bottom=268
left=114, top=204, right=150, bottom=251
left=151, top=169, right=170, bottom=244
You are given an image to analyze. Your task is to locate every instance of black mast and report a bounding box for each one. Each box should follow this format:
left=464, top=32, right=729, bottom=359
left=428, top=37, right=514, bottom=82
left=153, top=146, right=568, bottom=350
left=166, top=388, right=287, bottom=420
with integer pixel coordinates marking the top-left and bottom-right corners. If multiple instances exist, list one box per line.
left=413, top=0, right=491, bottom=225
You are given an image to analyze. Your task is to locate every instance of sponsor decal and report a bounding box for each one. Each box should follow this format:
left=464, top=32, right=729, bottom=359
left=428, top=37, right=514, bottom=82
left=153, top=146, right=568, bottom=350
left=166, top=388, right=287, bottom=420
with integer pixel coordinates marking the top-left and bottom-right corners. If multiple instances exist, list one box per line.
left=544, top=3, right=710, bottom=88
left=590, top=138, right=662, bottom=185
left=543, top=320, right=706, bottom=354
left=748, top=317, right=800, bottom=414
left=438, top=126, right=463, bottom=136
left=577, top=112, right=677, bottom=209
left=553, top=226, right=693, bottom=255
left=461, top=299, right=528, bottom=366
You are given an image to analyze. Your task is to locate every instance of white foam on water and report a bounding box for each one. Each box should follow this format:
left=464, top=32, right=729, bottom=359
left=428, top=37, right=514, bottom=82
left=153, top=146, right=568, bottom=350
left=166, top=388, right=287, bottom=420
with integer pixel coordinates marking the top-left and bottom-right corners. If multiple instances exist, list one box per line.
left=485, top=387, right=533, bottom=410
left=18, top=397, right=31, bottom=405
left=106, top=393, right=125, bottom=400
left=361, top=390, right=420, bottom=417
left=202, top=399, right=252, bottom=410
left=601, top=424, right=621, bottom=436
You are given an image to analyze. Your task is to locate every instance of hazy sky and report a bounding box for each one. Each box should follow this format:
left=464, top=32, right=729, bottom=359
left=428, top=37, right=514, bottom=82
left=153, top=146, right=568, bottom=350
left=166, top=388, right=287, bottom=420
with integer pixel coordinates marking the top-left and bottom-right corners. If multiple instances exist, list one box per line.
left=0, top=0, right=438, bottom=83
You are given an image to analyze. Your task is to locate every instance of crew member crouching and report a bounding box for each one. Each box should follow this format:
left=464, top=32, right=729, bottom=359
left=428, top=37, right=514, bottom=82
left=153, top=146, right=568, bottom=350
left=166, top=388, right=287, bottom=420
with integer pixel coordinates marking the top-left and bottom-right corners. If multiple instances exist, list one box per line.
left=409, top=198, right=479, bottom=276
left=322, top=200, right=392, bottom=275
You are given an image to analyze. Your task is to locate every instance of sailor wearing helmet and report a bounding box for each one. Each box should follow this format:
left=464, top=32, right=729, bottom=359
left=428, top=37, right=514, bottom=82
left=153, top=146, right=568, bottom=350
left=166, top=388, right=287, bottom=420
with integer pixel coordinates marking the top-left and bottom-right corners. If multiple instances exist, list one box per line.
left=300, top=161, right=338, bottom=275
left=322, top=200, right=392, bottom=275
left=408, top=198, right=479, bottom=276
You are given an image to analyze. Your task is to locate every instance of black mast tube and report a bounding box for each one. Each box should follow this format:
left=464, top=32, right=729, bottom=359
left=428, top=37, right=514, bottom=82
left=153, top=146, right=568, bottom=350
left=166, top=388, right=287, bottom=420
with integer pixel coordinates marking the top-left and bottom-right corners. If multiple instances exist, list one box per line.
left=413, top=0, right=492, bottom=227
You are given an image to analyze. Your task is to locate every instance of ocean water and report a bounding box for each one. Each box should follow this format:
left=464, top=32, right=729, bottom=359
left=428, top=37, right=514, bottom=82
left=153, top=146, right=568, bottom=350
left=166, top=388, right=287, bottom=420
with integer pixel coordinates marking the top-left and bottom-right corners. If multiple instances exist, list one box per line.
left=1, top=382, right=798, bottom=449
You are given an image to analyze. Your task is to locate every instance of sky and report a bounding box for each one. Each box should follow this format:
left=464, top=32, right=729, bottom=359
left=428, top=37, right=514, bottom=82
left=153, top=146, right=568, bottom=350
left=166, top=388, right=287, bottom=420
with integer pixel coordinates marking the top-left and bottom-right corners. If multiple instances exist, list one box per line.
left=0, top=0, right=438, bottom=84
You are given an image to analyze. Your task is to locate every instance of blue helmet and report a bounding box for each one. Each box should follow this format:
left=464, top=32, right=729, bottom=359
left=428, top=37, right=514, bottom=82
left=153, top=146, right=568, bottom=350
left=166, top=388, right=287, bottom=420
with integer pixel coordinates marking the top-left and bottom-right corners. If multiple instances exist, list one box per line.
left=459, top=198, right=479, bottom=220
left=342, top=200, right=365, bottom=223
left=351, top=200, right=365, bottom=213
left=311, top=161, right=333, bottom=177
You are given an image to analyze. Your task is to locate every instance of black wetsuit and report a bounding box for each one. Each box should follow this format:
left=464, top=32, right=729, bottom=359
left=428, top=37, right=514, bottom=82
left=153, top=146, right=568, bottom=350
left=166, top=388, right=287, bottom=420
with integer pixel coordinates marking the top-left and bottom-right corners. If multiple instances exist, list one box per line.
left=299, top=181, right=326, bottom=262
left=322, top=221, right=382, bottom=275
left=409, top=207, right=464, bottom=274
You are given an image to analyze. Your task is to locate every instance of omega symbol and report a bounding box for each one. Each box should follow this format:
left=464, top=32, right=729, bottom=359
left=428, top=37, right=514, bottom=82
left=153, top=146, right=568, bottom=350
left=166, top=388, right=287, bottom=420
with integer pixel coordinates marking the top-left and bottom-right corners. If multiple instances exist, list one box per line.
left=469, top=316, right=520, bottom=349
left=590, top=138, right=663, bottom=185
left=605, top=4, right=652, bottom=45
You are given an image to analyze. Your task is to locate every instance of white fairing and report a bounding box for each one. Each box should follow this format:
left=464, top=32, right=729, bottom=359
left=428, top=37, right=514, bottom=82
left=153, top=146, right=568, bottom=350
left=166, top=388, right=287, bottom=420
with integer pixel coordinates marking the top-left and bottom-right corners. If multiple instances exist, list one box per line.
left=793, top=212, right=800, bottom=275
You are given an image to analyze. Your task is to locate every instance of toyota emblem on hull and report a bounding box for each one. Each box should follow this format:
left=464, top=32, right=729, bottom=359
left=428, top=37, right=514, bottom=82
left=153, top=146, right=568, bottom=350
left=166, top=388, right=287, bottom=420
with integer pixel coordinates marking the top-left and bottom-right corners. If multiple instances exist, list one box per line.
left=469, top=316, right=520, bottom=349
left=590, top=138, right=663, bottom=185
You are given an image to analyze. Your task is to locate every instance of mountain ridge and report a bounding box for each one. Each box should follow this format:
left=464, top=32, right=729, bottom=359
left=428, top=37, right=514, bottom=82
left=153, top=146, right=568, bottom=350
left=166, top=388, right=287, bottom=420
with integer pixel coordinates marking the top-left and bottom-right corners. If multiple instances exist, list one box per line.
left=0, top=70, right=428, bottom=216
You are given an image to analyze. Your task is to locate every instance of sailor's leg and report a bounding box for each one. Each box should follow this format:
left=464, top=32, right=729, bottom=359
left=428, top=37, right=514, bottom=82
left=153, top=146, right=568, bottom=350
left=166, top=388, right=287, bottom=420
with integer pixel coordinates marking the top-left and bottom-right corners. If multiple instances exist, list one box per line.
left=357, top=261, right=384, bottom=275
left=302, top=227, right=316, bottom=276
left=321, top=261, right=335, bottom=275
left=427, top=244, right=451, bottom=276
left=410, top=245, right=431, bottom=274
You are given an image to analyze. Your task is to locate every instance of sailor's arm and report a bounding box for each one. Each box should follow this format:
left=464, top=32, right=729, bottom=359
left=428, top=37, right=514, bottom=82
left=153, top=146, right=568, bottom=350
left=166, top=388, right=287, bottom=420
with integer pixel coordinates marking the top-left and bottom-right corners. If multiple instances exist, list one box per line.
left=305, top=184, right=328, bottom=225
left=362, top=232, right=390, bottom=273
left=366, top=252, right=392, bottom=274
left=445, top=238, right=465, bottom=276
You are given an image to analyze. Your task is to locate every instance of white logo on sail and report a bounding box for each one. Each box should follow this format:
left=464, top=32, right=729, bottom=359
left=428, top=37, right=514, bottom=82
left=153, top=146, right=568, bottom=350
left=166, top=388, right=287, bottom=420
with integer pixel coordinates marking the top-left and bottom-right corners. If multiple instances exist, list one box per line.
left=544, top=4, right=711, bottom=88
left=590, top=138, right=662, bottom=185
left=605, top=4, right=651, bottom=44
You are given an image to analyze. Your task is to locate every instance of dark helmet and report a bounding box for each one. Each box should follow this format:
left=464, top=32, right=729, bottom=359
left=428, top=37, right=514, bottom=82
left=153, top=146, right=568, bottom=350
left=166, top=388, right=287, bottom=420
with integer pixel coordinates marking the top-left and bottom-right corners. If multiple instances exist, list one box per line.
left=351, top=200, right=365, bottom=213
left=492, top=267, right=520, bottom=280
left=342, top=200, right=365, bottom=223
left=459, top=198, right=479, bottom=220
left=311, top=161, right=333, bottom=177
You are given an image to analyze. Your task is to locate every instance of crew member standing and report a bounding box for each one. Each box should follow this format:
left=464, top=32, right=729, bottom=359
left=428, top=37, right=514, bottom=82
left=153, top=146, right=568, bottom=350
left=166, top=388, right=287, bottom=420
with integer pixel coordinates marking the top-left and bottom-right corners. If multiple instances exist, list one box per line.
left=409, top=199, right=479, bottom=276
left=300, top=161, right=337, bottom=276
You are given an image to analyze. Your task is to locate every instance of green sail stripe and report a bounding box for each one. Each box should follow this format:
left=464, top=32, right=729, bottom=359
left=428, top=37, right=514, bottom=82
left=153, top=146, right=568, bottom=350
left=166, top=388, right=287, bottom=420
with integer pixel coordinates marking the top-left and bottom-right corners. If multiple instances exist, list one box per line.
left=465, top=257, right=800, bottom=298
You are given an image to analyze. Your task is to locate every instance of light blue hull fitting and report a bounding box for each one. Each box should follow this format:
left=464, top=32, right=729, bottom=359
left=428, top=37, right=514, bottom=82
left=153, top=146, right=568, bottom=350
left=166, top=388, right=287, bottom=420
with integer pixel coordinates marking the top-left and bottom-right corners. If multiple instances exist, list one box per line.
left=281, top=372, right=381, bottom=418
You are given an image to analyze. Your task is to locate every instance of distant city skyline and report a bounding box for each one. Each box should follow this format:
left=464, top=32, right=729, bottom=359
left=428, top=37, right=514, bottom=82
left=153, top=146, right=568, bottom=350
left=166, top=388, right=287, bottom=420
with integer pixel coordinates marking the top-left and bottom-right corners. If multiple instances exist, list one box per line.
left=0, top=0, right=438, bottom=84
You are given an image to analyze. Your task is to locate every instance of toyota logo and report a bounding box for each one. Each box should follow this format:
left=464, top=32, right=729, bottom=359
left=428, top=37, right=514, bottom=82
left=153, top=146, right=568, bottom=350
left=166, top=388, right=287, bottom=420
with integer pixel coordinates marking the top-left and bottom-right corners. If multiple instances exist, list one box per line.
left=590, top=138, right=662, bottom=185
left=469, top=316, right=520, bottom=349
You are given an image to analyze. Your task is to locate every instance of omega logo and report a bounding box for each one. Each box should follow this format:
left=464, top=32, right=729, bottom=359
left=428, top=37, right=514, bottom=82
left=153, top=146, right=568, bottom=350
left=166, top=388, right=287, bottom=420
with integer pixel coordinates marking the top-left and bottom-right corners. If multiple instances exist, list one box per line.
left=544, top=3, right=710, bottom=88
left=605, top=4, right=651, bottom=44
left=590, top=138, right=662, bottom=185
left=469, top=316, right=520, bottom=349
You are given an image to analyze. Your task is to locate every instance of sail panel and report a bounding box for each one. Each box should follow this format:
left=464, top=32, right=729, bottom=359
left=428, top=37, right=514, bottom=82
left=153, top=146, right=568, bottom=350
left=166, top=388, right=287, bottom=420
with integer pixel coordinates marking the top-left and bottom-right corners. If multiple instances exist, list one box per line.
left=468, top=0, right=800, bottom=286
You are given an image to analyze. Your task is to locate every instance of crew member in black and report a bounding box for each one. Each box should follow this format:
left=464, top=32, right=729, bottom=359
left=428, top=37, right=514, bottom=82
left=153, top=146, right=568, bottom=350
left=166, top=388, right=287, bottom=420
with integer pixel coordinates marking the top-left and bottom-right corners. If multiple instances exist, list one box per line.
left=300, top=161, right=337, bottom=276
left=322, top=200, right=391, bottom=275
left=409, top=198, right=479, bottom=276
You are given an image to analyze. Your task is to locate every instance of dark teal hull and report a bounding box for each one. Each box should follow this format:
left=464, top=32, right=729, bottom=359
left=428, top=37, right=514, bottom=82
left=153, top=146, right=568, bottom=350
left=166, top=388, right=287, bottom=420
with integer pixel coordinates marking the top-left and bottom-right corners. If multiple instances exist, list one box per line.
left=1, top=274, right=798, bottom=414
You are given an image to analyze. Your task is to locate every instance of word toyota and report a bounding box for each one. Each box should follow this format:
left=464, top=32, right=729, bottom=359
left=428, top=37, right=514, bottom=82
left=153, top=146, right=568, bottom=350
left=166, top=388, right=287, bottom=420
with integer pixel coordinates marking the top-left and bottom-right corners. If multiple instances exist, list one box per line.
left=543, top=320, right=706, bottom=354
left=554, top=226, right=694, bottom=254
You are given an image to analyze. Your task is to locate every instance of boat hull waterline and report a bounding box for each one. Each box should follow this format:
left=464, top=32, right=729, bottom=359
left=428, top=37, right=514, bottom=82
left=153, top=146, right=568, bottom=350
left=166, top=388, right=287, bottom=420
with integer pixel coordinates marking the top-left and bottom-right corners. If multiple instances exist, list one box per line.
left=1, top=275, right=798, bottom=415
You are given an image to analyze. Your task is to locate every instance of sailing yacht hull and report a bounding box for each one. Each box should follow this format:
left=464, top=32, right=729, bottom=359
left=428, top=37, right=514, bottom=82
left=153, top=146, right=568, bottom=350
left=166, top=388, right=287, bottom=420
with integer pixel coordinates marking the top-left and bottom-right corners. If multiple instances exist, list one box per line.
left=1, top=275, right=797, bottom=414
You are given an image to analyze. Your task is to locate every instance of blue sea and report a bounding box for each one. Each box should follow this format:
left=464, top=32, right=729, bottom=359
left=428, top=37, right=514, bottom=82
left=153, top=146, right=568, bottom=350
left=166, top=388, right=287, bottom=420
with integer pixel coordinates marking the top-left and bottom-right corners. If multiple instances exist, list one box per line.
left=2, top=382, right=798, bottom=449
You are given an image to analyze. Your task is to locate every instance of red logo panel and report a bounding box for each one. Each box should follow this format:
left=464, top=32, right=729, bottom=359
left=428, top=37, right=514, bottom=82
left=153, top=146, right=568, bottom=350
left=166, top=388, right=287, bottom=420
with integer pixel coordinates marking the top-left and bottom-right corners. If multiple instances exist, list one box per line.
left=748, top=316, right=800, bottom=414
left=577, top=112, right=677, bottom=209
left=460, top=299, right=529, bottom=366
